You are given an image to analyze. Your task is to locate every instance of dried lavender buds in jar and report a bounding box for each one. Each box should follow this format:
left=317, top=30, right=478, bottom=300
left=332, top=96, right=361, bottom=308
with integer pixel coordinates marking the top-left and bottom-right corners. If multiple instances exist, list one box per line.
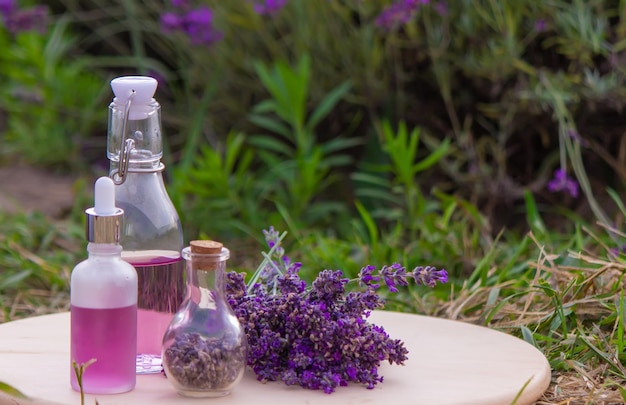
left=163, top=331, right=247, bottom=390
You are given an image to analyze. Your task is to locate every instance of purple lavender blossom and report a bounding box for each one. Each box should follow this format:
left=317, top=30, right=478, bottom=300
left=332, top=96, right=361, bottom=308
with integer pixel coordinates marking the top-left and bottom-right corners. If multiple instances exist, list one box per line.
left=433, top=1, right=448, bottom=16
left=0, top=0, right=16, bottom=16
left=379, top=263, right=409, bottom=293
left=259, top=226, right=290, bottom=283
left=1, top=3, right=48, bottom=34
left=260, top=261, right=280, bottom=282
left=225, top=228, right=444, bottom=393
left=225, top=271, right=246, bottom=301
left=361, top=263, right=440, bottom=291
left=610, top=244, right=626, bottom=257
left=252, top=0, right=288, bottom=15
left=184, top=6, right=213, bottom=34
left=358, top=265, right=380, bottom=289
left=412, top=266, right=448, bottom=287
left=159, top=5, right=223, bottom=47
left=160, top=12, right=183, bottom=33
left=534, top=19, right=547, bottom=32
left=263, top=226, right=285, bottom=258
left=183, top=6, right=223, bottom=46
left=275, top=257, right=305, bottom=293
left=343, top=289, right=382, bottom=317
left=226, top=267, right=408, bottom=393
left=311, top=270, right=348, bottom=302
left=375, top=0, right=430, bottom=30
left=547, top=168, right=579, bottom=198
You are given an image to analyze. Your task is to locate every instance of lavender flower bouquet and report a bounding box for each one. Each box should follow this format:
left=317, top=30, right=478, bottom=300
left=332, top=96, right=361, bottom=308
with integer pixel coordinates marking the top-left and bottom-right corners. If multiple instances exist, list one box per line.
left=225, top=228, right=448, bottom=394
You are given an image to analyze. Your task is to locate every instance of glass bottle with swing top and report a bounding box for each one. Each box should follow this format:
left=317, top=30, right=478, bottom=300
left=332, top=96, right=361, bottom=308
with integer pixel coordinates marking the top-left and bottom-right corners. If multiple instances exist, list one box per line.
left=107, top=76, right=184, bottom=374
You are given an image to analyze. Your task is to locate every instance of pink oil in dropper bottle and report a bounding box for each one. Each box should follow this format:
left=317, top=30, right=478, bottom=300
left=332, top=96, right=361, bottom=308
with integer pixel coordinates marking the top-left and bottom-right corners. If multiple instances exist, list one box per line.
left=70, top=176, right=138, bottom=394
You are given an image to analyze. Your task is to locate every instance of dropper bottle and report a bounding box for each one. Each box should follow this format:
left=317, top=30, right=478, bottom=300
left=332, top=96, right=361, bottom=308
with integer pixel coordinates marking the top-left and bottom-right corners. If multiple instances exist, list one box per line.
left=107, top=76, right=184, bottom=374
left=70, top=176, right=138, bottom=394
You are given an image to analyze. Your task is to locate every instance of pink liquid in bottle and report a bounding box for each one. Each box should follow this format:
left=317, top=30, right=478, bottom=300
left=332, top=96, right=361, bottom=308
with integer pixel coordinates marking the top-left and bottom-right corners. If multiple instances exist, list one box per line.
left=70, top=305, right=137, bottom=394
left=123, top=251, right=185, bottom=373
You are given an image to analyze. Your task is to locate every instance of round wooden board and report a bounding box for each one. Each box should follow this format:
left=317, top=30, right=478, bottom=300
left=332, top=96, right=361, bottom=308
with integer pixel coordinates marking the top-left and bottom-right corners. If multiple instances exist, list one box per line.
left=0, top=311, right=550, bottom=405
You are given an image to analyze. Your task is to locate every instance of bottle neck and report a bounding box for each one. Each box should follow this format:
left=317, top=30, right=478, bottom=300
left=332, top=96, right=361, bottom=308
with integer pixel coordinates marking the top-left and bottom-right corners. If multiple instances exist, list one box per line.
left=107, top=100, right=162, bottom=162
left=87, top=242, right=122, bottom=256
left=109, top=159, right=165, bottom=174
left=186, top=262, right=226, bottom=308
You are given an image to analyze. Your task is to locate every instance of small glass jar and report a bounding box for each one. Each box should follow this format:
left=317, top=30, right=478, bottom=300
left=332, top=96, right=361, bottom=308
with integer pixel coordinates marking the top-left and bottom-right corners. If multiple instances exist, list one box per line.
left=162, top=240, right=247, bottom=397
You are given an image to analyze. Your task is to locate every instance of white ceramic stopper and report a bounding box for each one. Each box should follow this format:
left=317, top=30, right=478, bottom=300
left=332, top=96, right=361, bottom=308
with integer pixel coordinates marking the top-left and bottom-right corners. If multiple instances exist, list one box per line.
left=110, top=76, right=158, bottom=120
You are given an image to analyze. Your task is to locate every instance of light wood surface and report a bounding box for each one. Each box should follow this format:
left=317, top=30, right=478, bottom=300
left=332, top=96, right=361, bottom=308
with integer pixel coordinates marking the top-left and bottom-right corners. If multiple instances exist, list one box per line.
left=0, top=311, right=550, bottom=405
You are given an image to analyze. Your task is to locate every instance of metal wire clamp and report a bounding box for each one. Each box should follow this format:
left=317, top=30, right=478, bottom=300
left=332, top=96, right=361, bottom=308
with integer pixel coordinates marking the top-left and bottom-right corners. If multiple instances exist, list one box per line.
left=111, top=91, right=136, bottom=186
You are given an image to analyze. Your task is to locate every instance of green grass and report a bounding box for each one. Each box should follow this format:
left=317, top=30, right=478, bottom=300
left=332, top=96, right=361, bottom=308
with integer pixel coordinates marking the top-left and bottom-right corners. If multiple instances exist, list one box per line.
left=0, top=211, right=79, bottom=321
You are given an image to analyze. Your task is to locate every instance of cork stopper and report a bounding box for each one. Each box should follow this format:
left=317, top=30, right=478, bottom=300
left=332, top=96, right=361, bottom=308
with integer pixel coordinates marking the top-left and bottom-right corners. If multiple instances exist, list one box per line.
left=189, top=240, right=224, bottom=270
left=190, top=240, right=223, bottom=254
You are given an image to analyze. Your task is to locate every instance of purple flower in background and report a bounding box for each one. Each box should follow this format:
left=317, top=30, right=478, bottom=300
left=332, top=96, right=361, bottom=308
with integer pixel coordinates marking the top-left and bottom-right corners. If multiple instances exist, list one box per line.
left=375, top=0, right=430, bottom=30
left=184, top=6, right=212, bottom=31
left=375, top=2, right=415, bottom=29
left=252, top=0, right=288, bottom=15
left=547, top=168, right=579, bottom=198
left=0, top=0, right=16, bottom=16
left=183, top=6, right=222, bottom=46
left=610, top=244, right=626, bottom=257
left=160, top=12, right=183, bottom=33
left=1, top=2, right=48, bottom=34
left=159, top=5, right=223, bottom=47
left=534, top=19, right=547, bottom=32
left=433, top=1, right=448, bottom=16
left=160, top=12, right=180, bottom=31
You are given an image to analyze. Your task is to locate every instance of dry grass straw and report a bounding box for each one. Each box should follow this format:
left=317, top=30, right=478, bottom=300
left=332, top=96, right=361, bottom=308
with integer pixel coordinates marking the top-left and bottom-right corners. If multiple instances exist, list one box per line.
left=0, top=223, right=72, bottom=324
left=2, top=289, right=69, bottom=323
left=429, top=232, right=626, bottom=405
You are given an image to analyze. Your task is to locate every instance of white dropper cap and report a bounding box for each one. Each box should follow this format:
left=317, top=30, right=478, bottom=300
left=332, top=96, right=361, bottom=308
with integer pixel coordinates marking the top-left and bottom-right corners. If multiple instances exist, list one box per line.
left=94, top=177, right=116, bottom=215
left=85, top=177, right=124, bottom=243
left=110, top=76, right=158, bottom=120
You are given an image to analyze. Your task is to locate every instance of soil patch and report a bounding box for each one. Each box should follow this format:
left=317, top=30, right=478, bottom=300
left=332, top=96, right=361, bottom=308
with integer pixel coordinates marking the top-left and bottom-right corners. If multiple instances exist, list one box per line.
left=0, top=165, right=77, bottom=218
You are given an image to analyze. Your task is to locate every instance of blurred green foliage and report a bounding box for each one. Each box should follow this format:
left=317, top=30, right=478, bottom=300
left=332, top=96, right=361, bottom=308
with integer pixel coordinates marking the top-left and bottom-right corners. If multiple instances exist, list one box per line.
left=1, top=0, right=624, bottom=287
left=43, top=0, right=623, bottom=233
left=0, top=19, right=107, bottom=169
